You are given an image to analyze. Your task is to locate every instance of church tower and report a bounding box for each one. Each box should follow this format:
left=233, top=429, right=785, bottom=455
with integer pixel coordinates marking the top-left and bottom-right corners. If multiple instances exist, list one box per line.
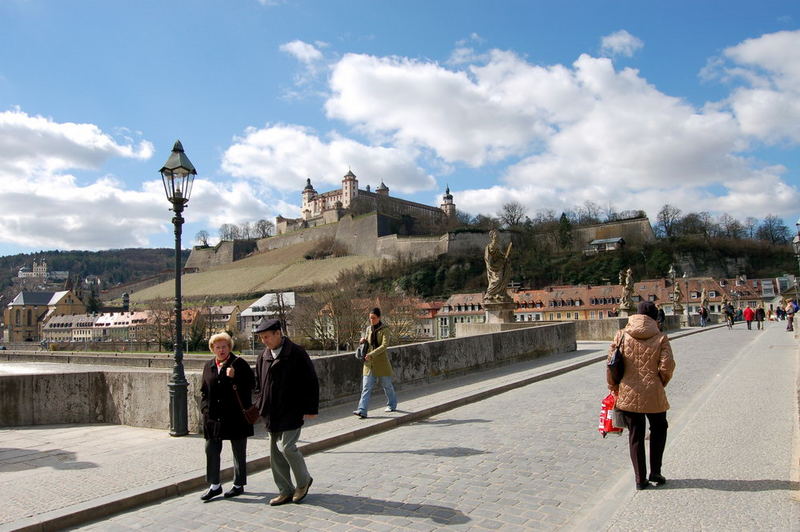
left=440, top=185, right=456, bottom=217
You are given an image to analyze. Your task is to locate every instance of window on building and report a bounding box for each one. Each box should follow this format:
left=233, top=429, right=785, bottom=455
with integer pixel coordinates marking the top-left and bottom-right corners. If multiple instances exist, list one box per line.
left=556, top=312, right=562, bottom=319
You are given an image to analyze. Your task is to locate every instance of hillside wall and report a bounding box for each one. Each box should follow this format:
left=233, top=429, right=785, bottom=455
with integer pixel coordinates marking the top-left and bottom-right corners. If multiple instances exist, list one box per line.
left=571, top=217, right=655, bottom=250
left=185, top=240, right=258, bottom=272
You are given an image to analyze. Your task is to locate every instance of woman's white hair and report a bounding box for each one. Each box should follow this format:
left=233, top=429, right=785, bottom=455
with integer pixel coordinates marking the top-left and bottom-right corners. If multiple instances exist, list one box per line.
left=208, top=331, right=234, bottom=351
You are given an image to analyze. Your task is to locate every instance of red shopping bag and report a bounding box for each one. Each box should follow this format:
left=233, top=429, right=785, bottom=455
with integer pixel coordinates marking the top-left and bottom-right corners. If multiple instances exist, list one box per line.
left=598, top=392, right=624, bottom=437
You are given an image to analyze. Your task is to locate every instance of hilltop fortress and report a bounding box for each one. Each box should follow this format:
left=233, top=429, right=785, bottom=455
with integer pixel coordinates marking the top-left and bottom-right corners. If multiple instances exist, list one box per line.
left=186, top=170, right=655, bottom=273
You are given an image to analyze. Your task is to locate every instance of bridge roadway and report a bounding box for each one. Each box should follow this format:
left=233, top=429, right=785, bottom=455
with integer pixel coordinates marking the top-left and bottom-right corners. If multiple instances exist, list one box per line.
left=1, top=325, right=798, bottom=531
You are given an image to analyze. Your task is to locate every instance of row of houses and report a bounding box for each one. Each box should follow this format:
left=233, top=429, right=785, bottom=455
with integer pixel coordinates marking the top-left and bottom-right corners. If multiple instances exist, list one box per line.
left=3, top=276, right=795, bottom=345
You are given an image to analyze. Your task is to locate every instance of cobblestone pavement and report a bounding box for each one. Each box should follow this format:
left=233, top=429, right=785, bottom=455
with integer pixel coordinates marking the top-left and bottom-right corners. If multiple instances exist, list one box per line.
left=61, top=326, right=799, bottom=531
left=0, top=343, right=608, bottom=531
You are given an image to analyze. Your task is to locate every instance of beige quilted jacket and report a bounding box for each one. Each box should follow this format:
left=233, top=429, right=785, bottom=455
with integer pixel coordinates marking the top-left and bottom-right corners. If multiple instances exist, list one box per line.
left=606, top=314, right=675, bottom=413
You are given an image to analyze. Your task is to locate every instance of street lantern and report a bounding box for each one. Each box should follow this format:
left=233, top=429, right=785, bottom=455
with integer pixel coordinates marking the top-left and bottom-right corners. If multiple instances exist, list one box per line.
left=160, top=140, right=196, bottom=437
left=793, top=218, right=800, bottom=302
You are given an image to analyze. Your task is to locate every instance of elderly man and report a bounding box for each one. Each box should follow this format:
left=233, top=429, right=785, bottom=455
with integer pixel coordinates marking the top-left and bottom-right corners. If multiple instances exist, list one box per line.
left=253, top=318, right=319, bottom=506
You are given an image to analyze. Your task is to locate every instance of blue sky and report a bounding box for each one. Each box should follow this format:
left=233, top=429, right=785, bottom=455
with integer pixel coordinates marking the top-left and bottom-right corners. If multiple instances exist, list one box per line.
left=1, top=0, right=799, bottom=255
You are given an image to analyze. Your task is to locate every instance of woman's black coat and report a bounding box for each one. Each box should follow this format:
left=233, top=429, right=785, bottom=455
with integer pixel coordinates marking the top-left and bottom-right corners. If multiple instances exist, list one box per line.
left=200, top=354, right=256, bottom=440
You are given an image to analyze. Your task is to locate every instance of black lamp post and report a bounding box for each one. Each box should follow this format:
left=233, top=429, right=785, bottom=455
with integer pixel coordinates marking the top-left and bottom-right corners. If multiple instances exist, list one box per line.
left=160, top=140, right=196, bottom=437
left=793, top=218, right=800, bottom=302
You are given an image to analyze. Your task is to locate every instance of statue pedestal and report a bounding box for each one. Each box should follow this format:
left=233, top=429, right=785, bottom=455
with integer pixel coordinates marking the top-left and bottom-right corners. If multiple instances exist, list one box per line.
left=483, top=301, right=517, bottom=324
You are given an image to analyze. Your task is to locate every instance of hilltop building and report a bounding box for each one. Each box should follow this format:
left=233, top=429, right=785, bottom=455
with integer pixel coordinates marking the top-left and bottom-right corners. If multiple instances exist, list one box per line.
left=17, top=259, right=69, bottom=281
left=276, top=170, right=456, bottom=235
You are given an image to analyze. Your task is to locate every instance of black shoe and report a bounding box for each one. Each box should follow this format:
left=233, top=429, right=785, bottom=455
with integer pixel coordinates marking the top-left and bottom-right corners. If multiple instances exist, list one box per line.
left=649, top=474, right=666, bottom=486
left=224, top=486, right=244, bottom=498
left=636, top=481, right=651, bottom=490
left=201, top=486, right=222, bottom=501
left=352, top=410, right=367, bottom=419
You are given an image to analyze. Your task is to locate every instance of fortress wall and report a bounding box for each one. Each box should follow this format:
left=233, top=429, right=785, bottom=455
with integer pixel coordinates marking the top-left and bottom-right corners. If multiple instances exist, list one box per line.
left=444, top=232, right=492, bottom=256
left=334, top=214, right=379, bottom=255
left=184, top=242, right=235, bottom=271
left=257, top=223, right=339, bottom=252
left=571, top=217, right=655, bottom=250
left=375, top=234, right=442, bottom=261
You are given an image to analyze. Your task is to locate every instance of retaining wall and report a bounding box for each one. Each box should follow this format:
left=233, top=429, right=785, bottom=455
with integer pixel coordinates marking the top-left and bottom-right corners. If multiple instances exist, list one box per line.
left=0, top=322, right=575, bottom=432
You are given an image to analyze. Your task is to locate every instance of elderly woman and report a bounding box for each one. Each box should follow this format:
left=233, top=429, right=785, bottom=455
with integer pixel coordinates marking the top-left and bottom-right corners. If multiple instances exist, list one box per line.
left=199, top=332, right=256, bottom=501
left=353, top=307, right=397, bottom=418
left=607, top=301, right=676, bottom=490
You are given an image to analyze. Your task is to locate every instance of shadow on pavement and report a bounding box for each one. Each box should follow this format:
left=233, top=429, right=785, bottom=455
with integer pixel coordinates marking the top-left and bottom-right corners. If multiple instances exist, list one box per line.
left=0, top=448, right=97, bottom=472
left=306, top=493, right=470, bottom=524
left=324, top=446, right=488, bottom=457
left=659, top=478, right=800, bottom=492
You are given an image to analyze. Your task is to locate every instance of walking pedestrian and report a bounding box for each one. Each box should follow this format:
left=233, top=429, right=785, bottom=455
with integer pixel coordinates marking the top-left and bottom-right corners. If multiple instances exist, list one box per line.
left=353, top=307, right=398, bottom=418
left=755, top=305, right=765, bottom=330
left=785, top=300, right=796, bottom=332
left=199, top=332, right=256, bottom=501
left=698, top=306, right=708, bottom=327
left=607, top=301, right=676, bottom=491
left=656, top=305, right=666, bottom=331
left=743, top=305, right=755, bottom=330
left=253, top=318, right=319, bottom=506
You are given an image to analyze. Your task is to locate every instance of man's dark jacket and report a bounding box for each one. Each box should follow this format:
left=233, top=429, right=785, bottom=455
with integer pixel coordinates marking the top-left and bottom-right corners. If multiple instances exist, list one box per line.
left=255, top=337, right=319, bottom=433
left=200, top=354, right=256, bottom=440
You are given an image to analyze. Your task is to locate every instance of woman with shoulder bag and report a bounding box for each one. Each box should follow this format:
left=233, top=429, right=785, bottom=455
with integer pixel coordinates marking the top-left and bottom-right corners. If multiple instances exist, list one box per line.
left=352, top=307, right=398, bottom=418
left=607, top=301, right=676, bottom=490
left=199, top=332, right=256, bottom=501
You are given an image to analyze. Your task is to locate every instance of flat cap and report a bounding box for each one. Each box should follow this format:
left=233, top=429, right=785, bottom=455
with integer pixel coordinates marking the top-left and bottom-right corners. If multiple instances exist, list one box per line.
left=253, top=318, right=281, bottom=334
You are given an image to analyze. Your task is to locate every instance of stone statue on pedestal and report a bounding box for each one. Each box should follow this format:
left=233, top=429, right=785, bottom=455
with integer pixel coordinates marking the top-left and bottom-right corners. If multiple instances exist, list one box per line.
left=483, top=229, right=513, bottom=304
left=700, top=287, right=709, bottom=310
left=618, top=267, right=635, bottom=313
left=673, top=281, right=684, bottom=313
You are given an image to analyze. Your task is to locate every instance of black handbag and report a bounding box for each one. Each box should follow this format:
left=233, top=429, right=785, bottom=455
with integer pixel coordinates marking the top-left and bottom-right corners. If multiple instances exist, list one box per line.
left=355, top=343, right=368, bottom=361
left=608, top=333, right=625, bottom=384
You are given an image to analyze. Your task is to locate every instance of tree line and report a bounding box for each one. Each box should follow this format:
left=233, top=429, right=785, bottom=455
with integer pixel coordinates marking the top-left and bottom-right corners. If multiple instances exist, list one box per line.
left=194, top=219, right=275, bottom=247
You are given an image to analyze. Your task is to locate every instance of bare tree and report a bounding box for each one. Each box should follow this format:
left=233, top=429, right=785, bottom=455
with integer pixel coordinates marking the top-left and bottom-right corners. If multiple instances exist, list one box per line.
left=656, top=204, right=682, bottom=238
left=218, top=224, right=235, bottom=241
left=718, top=213, right=744, bottom=239
left=499, top=201, right=527, bottom=229
left=195, top=230, right=210, bottom=247
left=743, top=216, right=759, bottom=239
left=239, top=222, right=252, bottom=239
left=574, top=200, right=603, bottom=225
left=756, top=214, right=790, bottom=244
left=147, top=297, right=175, bottom=352
left=254, top=219, right=275, bottom=238
left=289, top=292, right=333, bottom=349
left=380, top=295, right=423, bottom=344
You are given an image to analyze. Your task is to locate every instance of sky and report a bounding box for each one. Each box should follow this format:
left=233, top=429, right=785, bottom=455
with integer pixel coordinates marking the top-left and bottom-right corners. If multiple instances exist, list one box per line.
left=1, top=0, right=800, bottom=256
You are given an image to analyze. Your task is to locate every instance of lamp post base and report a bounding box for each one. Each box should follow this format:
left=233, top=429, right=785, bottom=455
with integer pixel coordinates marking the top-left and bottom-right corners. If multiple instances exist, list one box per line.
left=168, top=378, right=189, bottom=437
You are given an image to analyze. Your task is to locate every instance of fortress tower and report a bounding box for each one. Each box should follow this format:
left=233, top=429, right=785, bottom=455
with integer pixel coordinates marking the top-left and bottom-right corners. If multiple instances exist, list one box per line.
left=440, top=185, right=456, bottom=217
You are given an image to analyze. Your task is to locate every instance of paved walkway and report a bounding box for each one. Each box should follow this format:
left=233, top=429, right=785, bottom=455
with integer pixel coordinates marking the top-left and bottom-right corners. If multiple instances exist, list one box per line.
left=1, top=325, right=798, bottom=531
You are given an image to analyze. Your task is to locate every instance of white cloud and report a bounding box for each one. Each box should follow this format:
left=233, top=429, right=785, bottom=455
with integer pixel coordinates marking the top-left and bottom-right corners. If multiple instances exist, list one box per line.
left=600, top=30, right=644, bottom=58
left=0, top=109, right=274, bottom=250
left=279, top=40, right=324, bottom=64
left=221, top=123, right=435, bottom=194
left=0, top=108, right=152, bottom=176
left=326, top=52, right=551, bottom=166
left=714, top=30, right=800, bottom=143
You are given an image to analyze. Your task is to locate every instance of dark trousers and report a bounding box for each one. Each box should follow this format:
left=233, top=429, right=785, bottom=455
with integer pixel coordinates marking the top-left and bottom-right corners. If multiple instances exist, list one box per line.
left=205, top=437, right=247, bottom=486
left=620, top=411, right=668, bottom=484
left=746, top=320, right=752, bottom=329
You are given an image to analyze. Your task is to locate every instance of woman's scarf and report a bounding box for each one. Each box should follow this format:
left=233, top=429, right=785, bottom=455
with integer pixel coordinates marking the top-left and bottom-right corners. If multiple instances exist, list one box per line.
left=370, top=321, right=383, bottom=349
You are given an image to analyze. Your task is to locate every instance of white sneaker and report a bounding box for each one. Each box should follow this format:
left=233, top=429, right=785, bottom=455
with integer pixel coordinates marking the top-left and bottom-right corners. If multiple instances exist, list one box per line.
left=385, top=407, right=396, bottom=412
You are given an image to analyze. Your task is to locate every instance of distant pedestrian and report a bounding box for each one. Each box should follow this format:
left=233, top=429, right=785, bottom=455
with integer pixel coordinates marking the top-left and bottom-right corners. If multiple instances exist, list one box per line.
left=199, top=332, right=256, bottom=501
left=353, top=307, right=398, bottom=418
left=698, top=306, right=708, bottom=327
left=743, top=306, right=755, bottom=330
left=755, top=305, right=765, bottom=330
left=254, top=318, right=319, bottom=506
left=723, top=304, right=735, bottom=329
left=785, top=300, right=796, bottom=332
left=656, top=305, right=666, bottom=331
left=607, top=301, right=676, bottom=491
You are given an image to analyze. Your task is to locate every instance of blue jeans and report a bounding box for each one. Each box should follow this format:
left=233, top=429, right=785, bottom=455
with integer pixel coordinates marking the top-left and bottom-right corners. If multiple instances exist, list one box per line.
left=356, top=375, right=397, bottom=414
